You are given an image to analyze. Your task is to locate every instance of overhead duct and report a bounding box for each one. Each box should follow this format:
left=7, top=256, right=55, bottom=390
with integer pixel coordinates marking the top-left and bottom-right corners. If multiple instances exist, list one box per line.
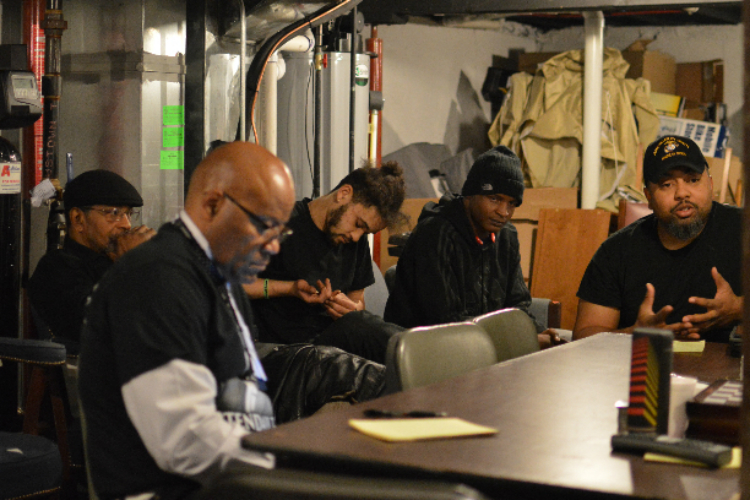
left=241, top=0, right=364, bottom=143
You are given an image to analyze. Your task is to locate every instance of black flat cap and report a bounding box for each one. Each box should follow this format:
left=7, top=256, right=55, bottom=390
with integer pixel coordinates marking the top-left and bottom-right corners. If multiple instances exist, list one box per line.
left=63, top=170, right=143, bottom=210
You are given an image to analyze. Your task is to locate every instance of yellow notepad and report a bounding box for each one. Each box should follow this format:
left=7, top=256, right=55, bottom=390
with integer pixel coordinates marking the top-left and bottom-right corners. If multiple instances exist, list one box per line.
left=348, top=418, right=497, bottom=442
left=645, top=446, right=742, bottom=468
left=673, top=340, right=706, bottom=353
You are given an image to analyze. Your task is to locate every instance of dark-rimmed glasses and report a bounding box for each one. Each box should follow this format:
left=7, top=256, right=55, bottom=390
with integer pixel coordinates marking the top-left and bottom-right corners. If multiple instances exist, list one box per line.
left=83, top=206, right=141, bottom=224
left=223, top=193, right=292, bottom=243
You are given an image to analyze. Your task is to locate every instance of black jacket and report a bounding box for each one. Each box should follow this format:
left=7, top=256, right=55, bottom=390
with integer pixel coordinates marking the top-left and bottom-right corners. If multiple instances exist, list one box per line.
left=384, top=195, right=533, bottom=329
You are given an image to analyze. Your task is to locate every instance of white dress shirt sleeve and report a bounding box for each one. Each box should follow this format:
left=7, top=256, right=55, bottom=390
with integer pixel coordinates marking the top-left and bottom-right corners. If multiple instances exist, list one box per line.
left=122, top=358, right=274, bottom=486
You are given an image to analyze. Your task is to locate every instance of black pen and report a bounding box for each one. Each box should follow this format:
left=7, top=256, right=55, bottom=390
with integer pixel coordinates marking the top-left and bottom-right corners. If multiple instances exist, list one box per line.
left=363, top=409, right=448, bottom=419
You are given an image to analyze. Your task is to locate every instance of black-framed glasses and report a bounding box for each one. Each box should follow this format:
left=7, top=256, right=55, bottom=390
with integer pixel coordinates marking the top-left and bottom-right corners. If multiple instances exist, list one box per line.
left=83, top=206, right=141, bottom=224
left=223, top=193, right=293, bottom=243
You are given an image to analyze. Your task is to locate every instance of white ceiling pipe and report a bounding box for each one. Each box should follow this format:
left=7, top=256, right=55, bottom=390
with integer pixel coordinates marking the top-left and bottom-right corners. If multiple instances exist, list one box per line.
left=258, top=33, right=314, bottom=154
left=259, top=53, right=279, bottom=154
left=279, top=32, right=315, bottom=53
left=581, top=11, right=604, bottom=209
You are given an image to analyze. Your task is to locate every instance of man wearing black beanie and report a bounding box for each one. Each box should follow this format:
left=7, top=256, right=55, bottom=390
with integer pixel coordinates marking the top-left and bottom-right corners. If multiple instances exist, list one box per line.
left=27, top=169, right=156, bottom=354
left=384, top=146, right=548, bottom=337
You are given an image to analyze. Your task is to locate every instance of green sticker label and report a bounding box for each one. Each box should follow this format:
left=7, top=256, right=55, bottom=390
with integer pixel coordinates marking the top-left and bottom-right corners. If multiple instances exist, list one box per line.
left=160, top=150, right=184, bottom=170
left=163, top=105, right=185, bottom=126
left=163, top=127, right=185, bottom=148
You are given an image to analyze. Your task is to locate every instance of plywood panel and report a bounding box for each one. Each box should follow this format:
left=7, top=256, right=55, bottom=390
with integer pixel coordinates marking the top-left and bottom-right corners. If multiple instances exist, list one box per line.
left=530, top=208, right=612, bottom=330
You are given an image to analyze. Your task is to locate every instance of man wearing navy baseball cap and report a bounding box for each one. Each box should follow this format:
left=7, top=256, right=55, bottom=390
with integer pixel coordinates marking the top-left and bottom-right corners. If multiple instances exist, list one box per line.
left=575, top=135, right=743, bottom=342
left=384, top=146, right=560, bottom=347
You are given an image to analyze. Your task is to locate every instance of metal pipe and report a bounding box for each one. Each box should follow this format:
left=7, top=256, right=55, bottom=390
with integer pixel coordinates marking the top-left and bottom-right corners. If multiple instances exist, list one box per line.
left=41, top=0, right=66, bottom=182
left=313, top=25, right=323, bottom=198
left=581, top=11, right=604, bottom=210
left=368, top=111, right=379, bottom=163
left=366, top=25, right=382, bottom=165
left=238, top=0, right=246, bottom=142
left=348, top=7, right=357, bottom=173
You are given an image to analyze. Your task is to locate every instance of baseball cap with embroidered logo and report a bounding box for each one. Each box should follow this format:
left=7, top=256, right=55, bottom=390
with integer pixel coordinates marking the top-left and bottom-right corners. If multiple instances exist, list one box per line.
left=643, top=135, right=708, bottom=185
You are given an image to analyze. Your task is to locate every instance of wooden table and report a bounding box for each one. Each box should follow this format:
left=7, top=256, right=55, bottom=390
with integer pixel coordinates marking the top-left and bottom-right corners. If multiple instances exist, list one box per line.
left=673, top=340, right=740, bottom=382
left=243, top=333, right=740, bottom=500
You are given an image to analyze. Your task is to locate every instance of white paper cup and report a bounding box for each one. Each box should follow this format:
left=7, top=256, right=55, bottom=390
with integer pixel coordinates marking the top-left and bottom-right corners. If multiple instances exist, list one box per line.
left=668, top=374, right=698, bottom=438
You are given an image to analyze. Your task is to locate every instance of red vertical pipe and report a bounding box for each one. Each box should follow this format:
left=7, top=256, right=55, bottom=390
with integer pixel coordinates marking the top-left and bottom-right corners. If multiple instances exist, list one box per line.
left=366, top=25, right=384, bottom=268
left=23, top=0, right=45, bottom=189
left=21, top=0, right=46, bottom=345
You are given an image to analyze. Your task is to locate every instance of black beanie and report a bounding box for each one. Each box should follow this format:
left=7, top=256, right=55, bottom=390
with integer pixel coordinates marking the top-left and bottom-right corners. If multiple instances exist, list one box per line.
left=461, top=145, right=525, bottom=206
left=63, top=170, right=143, bottom=210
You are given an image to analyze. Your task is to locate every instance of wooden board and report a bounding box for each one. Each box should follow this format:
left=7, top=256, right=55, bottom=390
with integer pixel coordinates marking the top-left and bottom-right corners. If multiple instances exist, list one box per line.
left=530, top=208, right=612, bottom=330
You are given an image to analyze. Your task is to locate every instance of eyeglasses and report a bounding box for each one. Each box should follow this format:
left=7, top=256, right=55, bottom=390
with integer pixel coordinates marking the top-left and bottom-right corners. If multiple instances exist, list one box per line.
left=84, top=206, right=141, bottom=224
left=223, top=193, right=293, bottom=243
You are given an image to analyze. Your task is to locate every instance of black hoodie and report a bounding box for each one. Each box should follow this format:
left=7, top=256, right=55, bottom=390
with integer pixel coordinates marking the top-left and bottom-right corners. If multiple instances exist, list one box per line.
left=384, top=195, right=535, bottom=329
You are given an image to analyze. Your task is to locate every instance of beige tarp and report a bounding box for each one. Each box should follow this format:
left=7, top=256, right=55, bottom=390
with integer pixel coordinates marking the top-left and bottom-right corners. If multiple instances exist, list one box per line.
left=488, top=48, right=660, bottom=211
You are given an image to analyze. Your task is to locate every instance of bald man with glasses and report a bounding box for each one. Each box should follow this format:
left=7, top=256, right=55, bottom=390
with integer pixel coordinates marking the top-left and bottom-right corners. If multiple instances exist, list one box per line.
left=27, top=169, right=156, bottom=354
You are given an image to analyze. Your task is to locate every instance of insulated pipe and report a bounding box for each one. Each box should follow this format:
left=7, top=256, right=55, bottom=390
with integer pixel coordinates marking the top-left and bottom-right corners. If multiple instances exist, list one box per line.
left=581, top=11, right=604, bottom=209
left=259, top=53, right=279, bottom=154
left=257, top=34, right=314, bottom=155
left=279, top=33, right=314, bottom=53
left=238, top=0, right=246, bottom=142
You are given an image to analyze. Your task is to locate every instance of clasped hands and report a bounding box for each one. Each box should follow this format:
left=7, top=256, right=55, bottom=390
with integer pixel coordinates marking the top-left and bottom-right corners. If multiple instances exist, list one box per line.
left=291, top=278, right=363, bottom=319
left=108, top=225, right=157, bottom=260
left=634, top=267, right=742, bottom=340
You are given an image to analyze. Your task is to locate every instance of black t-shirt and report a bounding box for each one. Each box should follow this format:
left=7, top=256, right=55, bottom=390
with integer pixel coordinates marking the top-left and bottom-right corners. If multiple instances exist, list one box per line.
left=577, top=202, right=742, bottom=342
left=78, top=223, right=256, bottom=499
left=251, top=199, right=375, bottom=344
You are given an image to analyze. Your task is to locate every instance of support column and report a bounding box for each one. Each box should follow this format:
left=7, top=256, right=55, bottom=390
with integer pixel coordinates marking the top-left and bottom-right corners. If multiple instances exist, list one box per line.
left=581, top=11, right=604, bottom=209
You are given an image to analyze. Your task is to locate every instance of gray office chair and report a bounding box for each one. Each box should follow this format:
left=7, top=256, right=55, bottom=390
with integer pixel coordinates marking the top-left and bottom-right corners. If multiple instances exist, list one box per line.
left=473, top=308, right=540, bottom=363
left=384, top=322, right=496, bottom=393
left=194, top=467, right=492, bottom=500
left=529, top=297, right=561, bottom=329
left=364, top=260, right=389, bottom=318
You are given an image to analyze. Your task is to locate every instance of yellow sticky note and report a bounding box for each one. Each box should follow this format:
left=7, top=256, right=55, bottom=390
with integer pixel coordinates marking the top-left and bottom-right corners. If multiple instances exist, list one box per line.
left=348, top=418, right=497, bottom=442
left=644, top=446, right=741, bottom=468
left=673, top=340, right=706, bottom=353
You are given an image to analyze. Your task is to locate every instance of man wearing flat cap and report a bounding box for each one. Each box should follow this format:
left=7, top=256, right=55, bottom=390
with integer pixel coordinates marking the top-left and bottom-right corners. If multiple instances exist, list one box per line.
left=384, top=146, right=546, bottom=333
left=574, top=135, right=743, bottom=342
left=28, top=169, right=155, bottom=354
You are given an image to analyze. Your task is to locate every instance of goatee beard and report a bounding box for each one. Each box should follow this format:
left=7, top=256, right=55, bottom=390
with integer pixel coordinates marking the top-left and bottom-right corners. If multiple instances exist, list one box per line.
left=663, top=210, right=708, bottom=241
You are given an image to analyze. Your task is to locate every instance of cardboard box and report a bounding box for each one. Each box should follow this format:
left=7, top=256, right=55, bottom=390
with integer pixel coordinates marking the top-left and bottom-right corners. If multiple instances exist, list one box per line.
left=621, top=39, right=676, bottom=94
left=658, top=116, right=728, bottom=159
left=707, top=155, right=744, bottom=205
left=676, top=60, right=724, bottom=103
left=650, top=92, right=685, bottom=117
